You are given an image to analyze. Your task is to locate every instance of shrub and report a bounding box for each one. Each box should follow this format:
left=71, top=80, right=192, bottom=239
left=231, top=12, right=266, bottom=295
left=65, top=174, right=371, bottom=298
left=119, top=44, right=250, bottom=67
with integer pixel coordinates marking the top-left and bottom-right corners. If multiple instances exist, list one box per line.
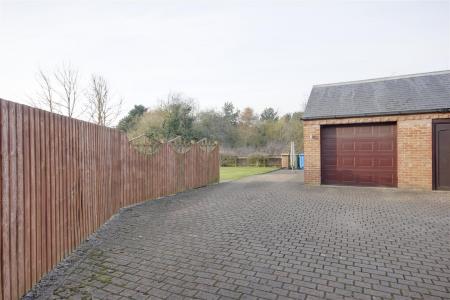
left=220, top=155, right=237, bottom=167
left=247, top=154, right=267, bottom=167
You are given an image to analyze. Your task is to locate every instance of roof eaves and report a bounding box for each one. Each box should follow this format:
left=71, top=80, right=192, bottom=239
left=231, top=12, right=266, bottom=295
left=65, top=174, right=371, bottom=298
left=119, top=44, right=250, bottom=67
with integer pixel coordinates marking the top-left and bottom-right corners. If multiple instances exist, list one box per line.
left=302, top=108, right=450, bottom=121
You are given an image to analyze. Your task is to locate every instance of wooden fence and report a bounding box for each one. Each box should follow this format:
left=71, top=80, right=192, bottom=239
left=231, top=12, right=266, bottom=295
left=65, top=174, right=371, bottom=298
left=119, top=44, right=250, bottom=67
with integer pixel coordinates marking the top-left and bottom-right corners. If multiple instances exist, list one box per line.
left=0, top=98, right=220, bottom=300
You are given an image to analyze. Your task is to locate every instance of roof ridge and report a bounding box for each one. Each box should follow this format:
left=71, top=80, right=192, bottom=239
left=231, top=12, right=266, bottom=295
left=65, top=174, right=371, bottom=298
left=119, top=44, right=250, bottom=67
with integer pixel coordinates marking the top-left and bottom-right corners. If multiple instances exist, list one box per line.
left=314, top=70, right=450, bottom=88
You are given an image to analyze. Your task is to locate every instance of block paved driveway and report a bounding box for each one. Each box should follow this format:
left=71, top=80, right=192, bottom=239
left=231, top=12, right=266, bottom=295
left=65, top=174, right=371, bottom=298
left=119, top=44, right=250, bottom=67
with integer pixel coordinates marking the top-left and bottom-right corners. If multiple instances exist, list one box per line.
left=27, top=170, right=450, bottom=300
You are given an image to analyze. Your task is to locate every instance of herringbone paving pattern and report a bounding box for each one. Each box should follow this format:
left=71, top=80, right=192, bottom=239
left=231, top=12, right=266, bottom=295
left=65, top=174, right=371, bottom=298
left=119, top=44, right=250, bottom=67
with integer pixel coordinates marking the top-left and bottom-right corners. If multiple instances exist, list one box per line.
left=26, top=170, right=450, bottom=299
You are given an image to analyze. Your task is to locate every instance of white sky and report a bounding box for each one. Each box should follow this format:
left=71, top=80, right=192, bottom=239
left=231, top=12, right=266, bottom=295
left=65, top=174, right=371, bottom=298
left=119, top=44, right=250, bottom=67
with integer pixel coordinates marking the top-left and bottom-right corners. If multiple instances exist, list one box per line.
left=1, top=0, right=449, bottom=117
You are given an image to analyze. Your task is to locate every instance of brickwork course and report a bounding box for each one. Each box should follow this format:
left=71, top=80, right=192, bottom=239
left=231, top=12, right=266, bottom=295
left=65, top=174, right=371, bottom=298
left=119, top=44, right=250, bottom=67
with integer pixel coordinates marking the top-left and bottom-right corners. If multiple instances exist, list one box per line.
left=25, top=170, right=450, bottom=300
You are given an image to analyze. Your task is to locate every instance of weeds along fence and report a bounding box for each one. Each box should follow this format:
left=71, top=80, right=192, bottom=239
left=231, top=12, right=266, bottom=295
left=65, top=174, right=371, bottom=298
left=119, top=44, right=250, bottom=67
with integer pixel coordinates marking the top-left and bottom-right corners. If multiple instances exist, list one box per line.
left=0, top=98, right=220, bottom=300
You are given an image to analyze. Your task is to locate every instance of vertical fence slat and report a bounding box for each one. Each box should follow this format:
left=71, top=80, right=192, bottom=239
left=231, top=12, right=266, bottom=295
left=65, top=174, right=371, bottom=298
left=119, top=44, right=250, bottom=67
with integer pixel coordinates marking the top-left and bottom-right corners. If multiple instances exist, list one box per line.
left=9, top=103, right=18, bottom=300
left=16, top=104, right=25, bottom=297
left=49, top=111, right=56, bottom=270
left=81, top=122, right=86, bottom=243
left=36, top=109, right=43, bottom=280
left=23, top=106, right=31, bottom=292
left=67, top=117, right=73, bottom=255
left=1, top=100, right=11, bottom=300
left=74, top=119, right=79, bottom=247
left=0, top=99, right=3, bottom=300
left=54, top=115, right=60, bottom=264
left=30, top=107, right=37, bottom=286
left=61, top=116, right=67, bottom=258
left=43, top=111, right=50, bottom=274
left=58, top=115, right=63, bottom=262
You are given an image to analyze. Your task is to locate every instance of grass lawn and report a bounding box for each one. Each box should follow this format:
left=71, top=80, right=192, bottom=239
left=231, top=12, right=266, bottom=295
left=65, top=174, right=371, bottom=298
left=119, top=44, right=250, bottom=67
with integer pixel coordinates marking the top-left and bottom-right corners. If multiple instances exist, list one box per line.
left=220, top=167, right=279, bottom=182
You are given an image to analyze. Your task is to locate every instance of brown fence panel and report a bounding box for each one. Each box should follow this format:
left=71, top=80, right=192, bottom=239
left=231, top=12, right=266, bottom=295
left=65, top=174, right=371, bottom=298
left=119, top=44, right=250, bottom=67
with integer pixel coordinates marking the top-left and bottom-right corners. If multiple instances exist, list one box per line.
left=0, top=98, right=220, bottom=300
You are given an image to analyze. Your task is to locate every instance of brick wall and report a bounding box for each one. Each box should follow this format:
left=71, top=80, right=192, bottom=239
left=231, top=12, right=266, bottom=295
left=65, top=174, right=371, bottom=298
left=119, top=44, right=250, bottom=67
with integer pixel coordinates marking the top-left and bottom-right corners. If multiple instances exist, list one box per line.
left=304, top=123, right=321, bottom=185
left=397, top=119, right=433, bottom=189
left=303, top=112, right=450, bottom=190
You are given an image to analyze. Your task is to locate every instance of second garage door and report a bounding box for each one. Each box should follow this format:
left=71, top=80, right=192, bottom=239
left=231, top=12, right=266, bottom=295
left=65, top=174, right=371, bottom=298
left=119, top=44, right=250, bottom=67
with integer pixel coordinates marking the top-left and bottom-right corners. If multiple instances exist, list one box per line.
left=321, top=123, right=397, bottom=187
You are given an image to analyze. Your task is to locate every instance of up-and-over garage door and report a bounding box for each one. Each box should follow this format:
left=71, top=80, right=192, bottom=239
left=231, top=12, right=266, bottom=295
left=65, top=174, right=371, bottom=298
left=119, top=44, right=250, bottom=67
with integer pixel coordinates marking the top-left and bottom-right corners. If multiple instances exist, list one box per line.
left=321, top=123, right=397, bottom=187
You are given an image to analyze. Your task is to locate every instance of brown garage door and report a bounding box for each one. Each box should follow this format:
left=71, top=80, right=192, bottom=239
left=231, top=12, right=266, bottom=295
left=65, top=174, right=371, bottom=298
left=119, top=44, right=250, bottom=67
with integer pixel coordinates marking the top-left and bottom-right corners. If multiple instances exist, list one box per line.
left=321, top=123, right=397, bottom=187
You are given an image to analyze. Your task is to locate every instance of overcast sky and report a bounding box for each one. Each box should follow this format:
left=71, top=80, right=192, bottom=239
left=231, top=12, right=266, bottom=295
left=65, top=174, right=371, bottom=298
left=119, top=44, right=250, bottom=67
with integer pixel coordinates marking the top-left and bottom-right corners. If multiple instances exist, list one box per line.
left=1, top=0, right=449, bottom=117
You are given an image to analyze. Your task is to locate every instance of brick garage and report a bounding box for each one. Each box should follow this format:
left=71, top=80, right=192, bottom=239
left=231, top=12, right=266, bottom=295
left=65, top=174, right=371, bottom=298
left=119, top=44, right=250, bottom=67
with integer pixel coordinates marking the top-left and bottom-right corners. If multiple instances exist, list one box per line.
left=303, top=71, right=450, bottom=190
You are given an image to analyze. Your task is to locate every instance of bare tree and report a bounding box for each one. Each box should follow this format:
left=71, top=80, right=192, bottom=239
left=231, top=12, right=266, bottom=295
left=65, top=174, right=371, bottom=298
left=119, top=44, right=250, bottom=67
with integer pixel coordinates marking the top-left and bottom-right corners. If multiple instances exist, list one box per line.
left=32, top=63, right=81, bottom=117
left=54, top=63, right=80, bottom=117
left=31, top=69, right=58, bottom=113
left=87, top=74, right=122, bottom=126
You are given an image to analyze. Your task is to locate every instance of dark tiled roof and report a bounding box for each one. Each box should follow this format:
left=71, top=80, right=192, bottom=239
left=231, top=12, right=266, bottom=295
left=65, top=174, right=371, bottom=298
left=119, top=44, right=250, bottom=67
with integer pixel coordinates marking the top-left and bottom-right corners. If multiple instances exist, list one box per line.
left=303, top=70, right=450, bottom=120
